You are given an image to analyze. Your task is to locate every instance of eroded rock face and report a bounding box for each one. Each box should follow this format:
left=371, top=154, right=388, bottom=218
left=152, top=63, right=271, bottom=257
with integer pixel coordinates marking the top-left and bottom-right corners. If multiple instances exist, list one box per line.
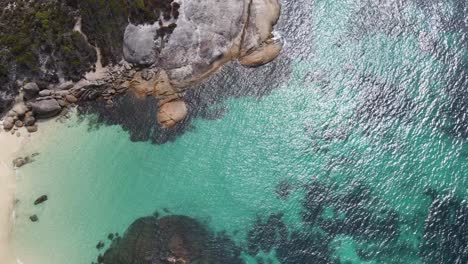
left=101, top=215, right=242, bottom=264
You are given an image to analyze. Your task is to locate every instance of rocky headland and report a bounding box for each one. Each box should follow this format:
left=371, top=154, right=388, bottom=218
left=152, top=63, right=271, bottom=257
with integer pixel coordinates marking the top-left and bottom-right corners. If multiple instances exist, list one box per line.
left=0, top=1, right=282, bottom=262
left=0, top=0, right=282, bottom=132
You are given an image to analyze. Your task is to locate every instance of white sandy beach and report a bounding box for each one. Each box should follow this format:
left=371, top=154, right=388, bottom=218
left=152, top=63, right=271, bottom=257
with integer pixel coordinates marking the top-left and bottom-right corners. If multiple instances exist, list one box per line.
left=0, top=127, right=28, bottom=263
left=0, top=118, right=61, bottom=264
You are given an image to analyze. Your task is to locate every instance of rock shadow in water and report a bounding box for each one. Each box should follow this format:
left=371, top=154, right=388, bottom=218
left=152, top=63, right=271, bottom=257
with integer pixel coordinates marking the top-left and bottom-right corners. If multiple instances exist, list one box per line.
left=420, top=191, right=468, bottom=264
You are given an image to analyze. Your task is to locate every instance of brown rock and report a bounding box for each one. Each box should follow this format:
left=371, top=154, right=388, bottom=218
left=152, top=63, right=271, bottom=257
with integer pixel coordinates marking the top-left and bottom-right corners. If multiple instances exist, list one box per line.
left=130, top=70, right=176, bottom=98
left=157, top=100, right=188, bottom=128
left=65, top=95, right=78, bottom=103
left=239, top=40, right=283, bottom=67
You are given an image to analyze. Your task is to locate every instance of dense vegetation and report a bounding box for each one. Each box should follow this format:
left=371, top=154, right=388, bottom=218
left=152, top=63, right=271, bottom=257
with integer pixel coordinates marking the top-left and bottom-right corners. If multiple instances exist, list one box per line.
left=0, top=0, right=96, bottom=82
left=77, top=0, right=177, bottom=66
left=0, top=0, right=179, bottom=115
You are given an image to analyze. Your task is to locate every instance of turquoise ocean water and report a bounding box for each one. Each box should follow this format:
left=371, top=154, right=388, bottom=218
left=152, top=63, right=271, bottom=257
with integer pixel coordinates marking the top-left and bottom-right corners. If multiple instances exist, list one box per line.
left=12, top=0, right=468, bottom=263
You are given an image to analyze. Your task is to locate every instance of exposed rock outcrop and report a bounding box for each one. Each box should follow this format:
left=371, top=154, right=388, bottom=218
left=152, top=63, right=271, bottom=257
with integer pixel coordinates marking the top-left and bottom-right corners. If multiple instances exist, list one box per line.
left=123, top=0, right=282, bottom=87
left=1, top=0, right=282, bottom=131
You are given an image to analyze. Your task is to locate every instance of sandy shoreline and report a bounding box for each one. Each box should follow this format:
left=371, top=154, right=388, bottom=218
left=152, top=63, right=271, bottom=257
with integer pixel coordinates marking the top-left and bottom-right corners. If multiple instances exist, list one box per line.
left=0, top=118, right=59, bottom=264
left=0, top=126, right=29, bottom=263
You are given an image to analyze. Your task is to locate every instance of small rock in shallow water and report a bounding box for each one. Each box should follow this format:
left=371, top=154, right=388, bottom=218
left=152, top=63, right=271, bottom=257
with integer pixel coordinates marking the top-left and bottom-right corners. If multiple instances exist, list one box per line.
left=29, top=215, right=38, bottom=222
left=34, top=195, right=48, bottom=205
left=107, top=233, right=114, bottom=240
left=96, top=241, right=105, bottom=250
left=13, top=157, right=27, bottom=168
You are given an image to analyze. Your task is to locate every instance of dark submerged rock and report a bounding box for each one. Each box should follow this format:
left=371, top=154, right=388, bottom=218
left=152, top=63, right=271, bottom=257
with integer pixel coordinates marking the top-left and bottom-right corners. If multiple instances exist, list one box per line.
left=34, top=195, right=48, bottom=205
left=101, top=215, right=242, bottom=264
left=96, top=241, right=105, bottom=250
left=29, top=215, right=39, bottom=222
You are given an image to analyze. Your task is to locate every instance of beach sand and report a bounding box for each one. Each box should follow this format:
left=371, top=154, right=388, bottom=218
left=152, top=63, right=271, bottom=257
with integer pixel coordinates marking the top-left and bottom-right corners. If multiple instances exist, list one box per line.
left=0, top=127, right=28, bottom=263
left=0, top=118, right=61, bottom=264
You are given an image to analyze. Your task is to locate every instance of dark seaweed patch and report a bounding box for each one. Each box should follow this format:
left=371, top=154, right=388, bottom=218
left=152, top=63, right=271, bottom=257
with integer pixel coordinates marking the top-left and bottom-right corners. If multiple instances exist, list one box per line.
left=246, top=180, right=401, bottom=263
left=353, top=74, right=416, bottom=137
left=247, top=213, right=288, bottom=256
left=77, top=93, right=192, bottom=144
left=420, top=193, right=468, bottom=264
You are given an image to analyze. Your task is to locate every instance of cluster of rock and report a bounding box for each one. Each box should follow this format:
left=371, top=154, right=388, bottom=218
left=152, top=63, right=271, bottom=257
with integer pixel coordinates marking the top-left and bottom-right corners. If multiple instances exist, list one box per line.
left=29, top=194, right=48, bottom=223
left=1, top=82, right=78, bottom=133
left=12, top=153, right=38, bottom=168
left=1, top=0, right=283, bottom=132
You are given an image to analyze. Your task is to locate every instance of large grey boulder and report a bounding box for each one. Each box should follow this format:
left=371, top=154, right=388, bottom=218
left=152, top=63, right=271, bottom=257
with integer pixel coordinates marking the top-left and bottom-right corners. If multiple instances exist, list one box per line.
left=29, top=99, right=61, bottom=118
left=23, top=82, right=40, bottom=100
left=123, top=24, right=159, bottom=66
left=123, top=0, right=281, bottom=86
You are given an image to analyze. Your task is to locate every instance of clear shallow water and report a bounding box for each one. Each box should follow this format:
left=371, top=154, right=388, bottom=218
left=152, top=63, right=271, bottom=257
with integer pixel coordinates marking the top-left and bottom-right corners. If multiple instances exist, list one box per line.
left=13, top=0, right=468, bottom=263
